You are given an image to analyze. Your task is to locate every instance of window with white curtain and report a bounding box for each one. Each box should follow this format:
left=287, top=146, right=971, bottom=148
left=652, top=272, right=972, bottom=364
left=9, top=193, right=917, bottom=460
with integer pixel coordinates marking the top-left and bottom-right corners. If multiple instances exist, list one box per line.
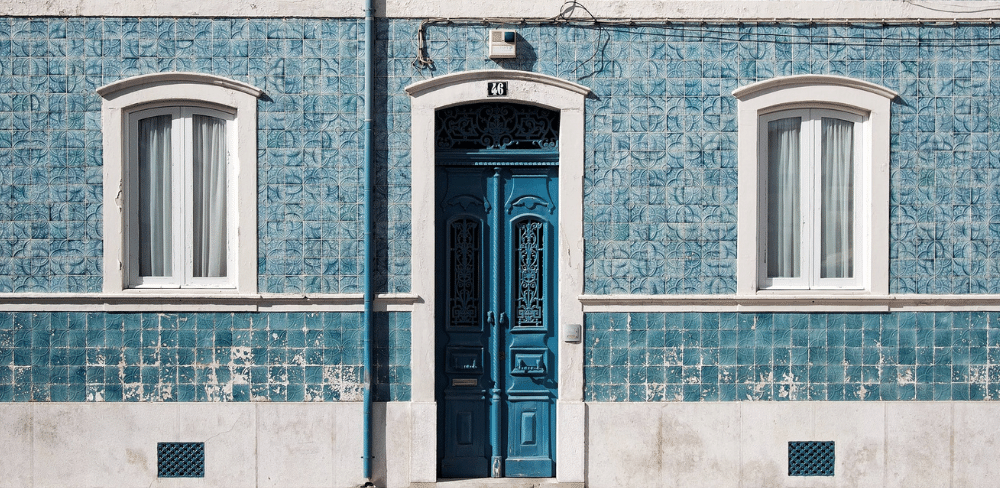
left=100, top=73, right=260, bottom=295
left=733, top=75, right=894, bottom=297
left=127, top=106, right=235, bottom=288
left=759, top=108, right=863, bottom=290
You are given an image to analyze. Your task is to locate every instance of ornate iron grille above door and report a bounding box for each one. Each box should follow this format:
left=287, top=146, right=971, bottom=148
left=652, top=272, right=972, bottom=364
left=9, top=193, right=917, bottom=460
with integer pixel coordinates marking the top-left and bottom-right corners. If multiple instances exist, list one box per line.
left=435, top=103, right=560, bottom=165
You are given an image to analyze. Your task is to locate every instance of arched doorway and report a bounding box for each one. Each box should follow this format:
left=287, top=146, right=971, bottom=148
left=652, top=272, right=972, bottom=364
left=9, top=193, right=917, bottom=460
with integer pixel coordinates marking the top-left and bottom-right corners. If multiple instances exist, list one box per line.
left=406, top=70, right=589, bottom=483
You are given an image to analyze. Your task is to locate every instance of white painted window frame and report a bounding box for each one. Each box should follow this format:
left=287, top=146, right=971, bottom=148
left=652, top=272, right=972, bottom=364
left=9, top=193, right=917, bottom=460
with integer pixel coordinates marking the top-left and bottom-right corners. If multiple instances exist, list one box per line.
left=99, top=73, right=262, bottom=295
left=759, top=108, right=865, bottom=291
left=734, top=75, right=896, bottom=297
left=126, top=105, right=237, bottom=289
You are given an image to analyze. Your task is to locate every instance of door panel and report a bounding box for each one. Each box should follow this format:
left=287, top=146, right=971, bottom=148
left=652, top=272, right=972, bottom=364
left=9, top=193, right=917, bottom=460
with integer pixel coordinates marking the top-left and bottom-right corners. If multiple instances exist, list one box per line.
left=502, top=172, right=557, bottom=478
left=438, top=168, right=491, bottom=477
left=506, top=398, right=552, bottom=476
left=437, top=166, right=557, bottom=478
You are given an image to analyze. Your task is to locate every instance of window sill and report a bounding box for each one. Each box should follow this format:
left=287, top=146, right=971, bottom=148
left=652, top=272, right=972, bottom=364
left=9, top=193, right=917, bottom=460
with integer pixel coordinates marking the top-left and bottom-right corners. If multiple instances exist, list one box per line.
left=750, top=288, right=872, bottom=296
left=577, top=293, right=1000, bottom=312
left=0, top=292, right=420, bottom=312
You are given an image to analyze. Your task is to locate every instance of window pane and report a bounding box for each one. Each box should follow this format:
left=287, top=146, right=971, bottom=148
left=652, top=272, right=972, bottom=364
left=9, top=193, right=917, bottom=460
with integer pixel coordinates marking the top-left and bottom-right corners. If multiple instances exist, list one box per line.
left=138, top=115, right=173, bottom=277
left=192, top=115, right=228, bottom=278
left=767, top=117, right=801, bottom=278
left=820, top=118, right=854, bottom=279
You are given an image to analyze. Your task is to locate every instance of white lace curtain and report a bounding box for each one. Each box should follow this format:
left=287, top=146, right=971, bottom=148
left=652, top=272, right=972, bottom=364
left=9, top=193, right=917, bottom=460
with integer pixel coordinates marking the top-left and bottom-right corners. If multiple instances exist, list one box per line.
left=137, top=113, right=227, bottom=279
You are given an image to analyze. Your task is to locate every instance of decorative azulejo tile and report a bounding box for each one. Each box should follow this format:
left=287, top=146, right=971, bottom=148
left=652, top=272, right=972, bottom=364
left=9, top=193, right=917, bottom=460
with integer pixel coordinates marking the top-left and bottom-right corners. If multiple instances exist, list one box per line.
left=0, top=311, right=410, bottom=402
left=586, top=311, right=1000, bottom=402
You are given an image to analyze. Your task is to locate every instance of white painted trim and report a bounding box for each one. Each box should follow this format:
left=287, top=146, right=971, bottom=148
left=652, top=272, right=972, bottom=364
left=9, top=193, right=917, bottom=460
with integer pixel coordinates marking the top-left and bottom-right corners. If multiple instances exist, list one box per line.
left=579, top=294, right=1000, bottom=313
left=732, top=75, right=898, bottom=102
left=734, top=75, right=894, bottom=298
left=2, top=292, right=1000, bottom=313
left=100, top=73, right=262, bottom=296
left=405, top=70, right=591, bottom=99
left=0, top=293, right=420, bottom=312
left=9, top=0, right=1000, bottom=20
left=97, top=72, right=264, bottom=100
left=407, top=69, right=589, bottom=483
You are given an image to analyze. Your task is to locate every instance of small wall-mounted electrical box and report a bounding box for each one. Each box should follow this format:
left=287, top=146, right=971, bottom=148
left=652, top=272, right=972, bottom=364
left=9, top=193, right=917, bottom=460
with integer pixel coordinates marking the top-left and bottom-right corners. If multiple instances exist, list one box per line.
left=489, top=29, right=517, bottom=59
left=563, top=323, right=582, bottom=343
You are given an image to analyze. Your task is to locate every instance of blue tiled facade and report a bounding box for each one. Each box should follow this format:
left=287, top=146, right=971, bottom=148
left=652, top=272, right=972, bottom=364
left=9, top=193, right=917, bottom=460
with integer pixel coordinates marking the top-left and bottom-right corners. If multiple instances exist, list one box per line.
left=0, top=311, right=410, bottom=402
left=2, top=16, right=1000, bottom=403
left=5, top=19, right=1000, bottom=295
left=586, top=311, right=1000, bottom=402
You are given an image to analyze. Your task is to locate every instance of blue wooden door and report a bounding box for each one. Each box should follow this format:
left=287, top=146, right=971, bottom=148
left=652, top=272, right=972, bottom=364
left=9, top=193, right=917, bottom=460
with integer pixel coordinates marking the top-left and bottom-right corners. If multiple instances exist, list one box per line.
left=437, top=166, right=558, bottom=478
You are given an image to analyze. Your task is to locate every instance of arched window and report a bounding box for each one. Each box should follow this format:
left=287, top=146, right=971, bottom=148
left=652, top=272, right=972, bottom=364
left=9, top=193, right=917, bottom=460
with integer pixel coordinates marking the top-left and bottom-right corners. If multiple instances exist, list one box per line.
left=99, top=73, right=262, bottom=293
left=734, top=75, right=896, bottom=295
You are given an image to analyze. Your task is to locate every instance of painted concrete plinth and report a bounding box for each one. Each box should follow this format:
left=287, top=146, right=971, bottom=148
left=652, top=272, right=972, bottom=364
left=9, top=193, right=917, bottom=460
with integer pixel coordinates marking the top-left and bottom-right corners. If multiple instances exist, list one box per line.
left=0, top=402, right=414, bottom=488
left=586, top=401, right=1000, bottom=488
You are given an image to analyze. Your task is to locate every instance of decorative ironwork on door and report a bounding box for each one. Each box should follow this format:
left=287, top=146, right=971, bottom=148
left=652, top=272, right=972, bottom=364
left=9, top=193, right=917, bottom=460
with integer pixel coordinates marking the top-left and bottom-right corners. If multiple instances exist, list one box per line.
left=435, top=103, right=559, bottom=151
left=515, top=220, right=544, bottom=329
left=449, top=218, right=481, bottom=328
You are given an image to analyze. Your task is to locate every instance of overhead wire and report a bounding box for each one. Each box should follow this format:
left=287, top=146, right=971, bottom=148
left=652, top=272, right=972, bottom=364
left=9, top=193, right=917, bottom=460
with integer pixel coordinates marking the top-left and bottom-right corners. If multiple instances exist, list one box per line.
left=412, top=0, right=1000, bottom=78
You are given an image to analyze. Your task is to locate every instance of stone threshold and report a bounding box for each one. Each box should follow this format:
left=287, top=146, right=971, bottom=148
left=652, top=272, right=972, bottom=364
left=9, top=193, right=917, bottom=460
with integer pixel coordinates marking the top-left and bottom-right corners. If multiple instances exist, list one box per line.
left=409, top=479, right=584, bottom=488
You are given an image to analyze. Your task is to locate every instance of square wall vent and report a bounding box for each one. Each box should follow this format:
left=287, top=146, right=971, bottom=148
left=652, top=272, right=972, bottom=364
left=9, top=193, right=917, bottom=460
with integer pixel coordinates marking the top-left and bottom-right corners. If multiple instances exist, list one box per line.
left=157, top=442, right=205, bottom=478
left=788, top=441, right=834, bottom=476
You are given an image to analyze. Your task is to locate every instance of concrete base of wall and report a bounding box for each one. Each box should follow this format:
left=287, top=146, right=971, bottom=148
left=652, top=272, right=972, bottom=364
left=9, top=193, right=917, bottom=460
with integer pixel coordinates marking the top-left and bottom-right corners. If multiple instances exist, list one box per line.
left=0, top=402, right=413, bottom=488
left=586, top=401, right=1000, bottom=488
left=4, top=400, right=999, bottom=487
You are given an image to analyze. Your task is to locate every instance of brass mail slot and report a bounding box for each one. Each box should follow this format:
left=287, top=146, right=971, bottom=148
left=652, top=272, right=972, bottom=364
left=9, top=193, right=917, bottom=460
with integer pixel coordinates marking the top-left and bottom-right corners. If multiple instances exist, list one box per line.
left=452, top=378, right=478, bottom=387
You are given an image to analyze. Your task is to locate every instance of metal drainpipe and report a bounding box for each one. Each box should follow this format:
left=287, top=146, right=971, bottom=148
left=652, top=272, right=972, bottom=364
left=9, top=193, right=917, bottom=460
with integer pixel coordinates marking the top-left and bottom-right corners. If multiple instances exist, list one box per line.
left=362, top=0, right=375, bottom=482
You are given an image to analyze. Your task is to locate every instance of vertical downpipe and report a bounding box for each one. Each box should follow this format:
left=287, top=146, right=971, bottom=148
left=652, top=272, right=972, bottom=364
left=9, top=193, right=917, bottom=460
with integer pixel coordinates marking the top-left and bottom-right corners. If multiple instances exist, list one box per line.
left=362, top=0, right=375, bottom=482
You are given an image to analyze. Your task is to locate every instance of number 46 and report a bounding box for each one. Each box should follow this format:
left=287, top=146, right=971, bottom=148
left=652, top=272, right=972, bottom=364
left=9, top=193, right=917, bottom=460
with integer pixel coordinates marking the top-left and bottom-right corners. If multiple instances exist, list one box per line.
left=490, top=82, right=506, bottom=96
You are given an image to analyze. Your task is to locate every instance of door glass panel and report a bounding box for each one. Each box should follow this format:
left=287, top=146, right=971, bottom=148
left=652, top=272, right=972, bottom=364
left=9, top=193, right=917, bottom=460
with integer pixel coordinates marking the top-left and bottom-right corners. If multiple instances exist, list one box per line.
left=515, top=219, right=544, bottom=328
left=449, top=218, right=482, bottom=328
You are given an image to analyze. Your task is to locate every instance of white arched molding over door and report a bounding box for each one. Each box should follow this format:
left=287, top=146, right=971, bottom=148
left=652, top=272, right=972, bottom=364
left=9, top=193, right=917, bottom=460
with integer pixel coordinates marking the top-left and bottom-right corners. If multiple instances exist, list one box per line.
left=406, top=70, right=589, bottom=483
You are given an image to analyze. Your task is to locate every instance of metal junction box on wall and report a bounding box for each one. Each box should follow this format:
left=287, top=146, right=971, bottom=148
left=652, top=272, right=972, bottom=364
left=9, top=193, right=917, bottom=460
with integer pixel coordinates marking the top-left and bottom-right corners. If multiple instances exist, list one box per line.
left=489, top=29, right=517, bottom=58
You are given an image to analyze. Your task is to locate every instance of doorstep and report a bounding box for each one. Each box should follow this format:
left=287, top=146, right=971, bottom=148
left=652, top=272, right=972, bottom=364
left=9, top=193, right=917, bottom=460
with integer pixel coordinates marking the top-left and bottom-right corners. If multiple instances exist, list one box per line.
left=409, top=479, right=584, bottom=488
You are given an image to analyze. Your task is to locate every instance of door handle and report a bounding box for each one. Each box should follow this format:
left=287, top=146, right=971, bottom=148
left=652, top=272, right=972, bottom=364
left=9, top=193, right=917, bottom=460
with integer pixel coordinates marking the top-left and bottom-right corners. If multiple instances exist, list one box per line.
left=487, top=311, right=507, bottom=328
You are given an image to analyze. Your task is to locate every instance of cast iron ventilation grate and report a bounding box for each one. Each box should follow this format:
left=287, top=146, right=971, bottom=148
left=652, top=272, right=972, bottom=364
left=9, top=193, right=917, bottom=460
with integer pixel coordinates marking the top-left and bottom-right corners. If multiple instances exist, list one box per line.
left=788, top=441, right=834, bottom=476
left=157, top=442, right=205, bottom=478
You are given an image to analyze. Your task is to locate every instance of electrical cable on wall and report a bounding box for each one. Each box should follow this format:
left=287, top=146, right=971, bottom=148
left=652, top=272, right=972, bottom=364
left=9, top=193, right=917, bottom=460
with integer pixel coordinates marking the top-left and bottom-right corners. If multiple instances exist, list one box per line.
left=413, top=0, right=1000, bottom=76
left=904, top=0, right=1000, bottom=15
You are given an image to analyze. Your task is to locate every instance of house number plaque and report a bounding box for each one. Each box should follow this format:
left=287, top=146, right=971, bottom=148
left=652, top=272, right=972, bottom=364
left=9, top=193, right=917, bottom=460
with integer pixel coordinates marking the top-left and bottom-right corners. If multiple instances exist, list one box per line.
left=487, top=81, right=509, bottom=97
